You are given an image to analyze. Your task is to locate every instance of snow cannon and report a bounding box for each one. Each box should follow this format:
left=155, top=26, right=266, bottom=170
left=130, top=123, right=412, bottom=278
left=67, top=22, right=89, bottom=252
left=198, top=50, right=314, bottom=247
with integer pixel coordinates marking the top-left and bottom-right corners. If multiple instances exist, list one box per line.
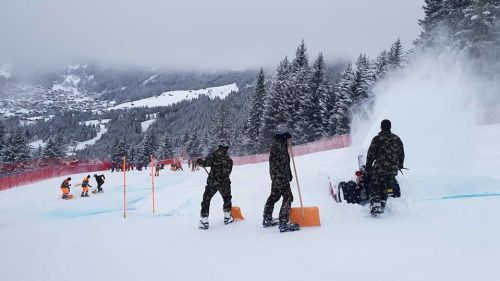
left=289, top=207, right=321, bottom=227
left=231, top=206, right=244, bottom=220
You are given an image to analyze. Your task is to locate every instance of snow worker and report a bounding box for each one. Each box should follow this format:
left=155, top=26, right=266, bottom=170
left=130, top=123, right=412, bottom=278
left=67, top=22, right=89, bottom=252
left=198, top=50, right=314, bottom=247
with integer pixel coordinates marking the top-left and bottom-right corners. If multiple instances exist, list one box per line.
left=93, top=174, right=105, bottom=193
left=365, top=119, right=405, bottom=216
left=263, top=125, right=300, bottom=232
left=60, top=177, right=72, bottom=199
left=155, top=163, right=160, bottom=176
left=81, top=175, right=92, bottom=197
left=197, top=139, right=234, bottom=229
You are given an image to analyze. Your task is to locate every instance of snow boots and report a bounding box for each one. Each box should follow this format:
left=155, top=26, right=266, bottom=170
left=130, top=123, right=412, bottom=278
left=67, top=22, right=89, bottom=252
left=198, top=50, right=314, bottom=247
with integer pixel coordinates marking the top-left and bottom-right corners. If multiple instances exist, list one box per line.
left=199, top=212, right=234, bottom=229
left=262, top=217, right=279, bottom=228
left=279, top=221, right=301, bottom=233
left=81, top=192, right=89, bottom=197
left=224, top=211, right=234, bottom=225
left=199, top=217, right=209, bottom=230
left=370, top=202, right=383, bottom=217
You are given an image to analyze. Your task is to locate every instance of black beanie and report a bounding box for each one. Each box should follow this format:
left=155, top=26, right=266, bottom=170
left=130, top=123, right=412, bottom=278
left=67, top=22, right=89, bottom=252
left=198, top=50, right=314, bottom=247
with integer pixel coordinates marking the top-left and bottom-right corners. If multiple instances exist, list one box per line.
left=381, top=119, right=391, bottom=131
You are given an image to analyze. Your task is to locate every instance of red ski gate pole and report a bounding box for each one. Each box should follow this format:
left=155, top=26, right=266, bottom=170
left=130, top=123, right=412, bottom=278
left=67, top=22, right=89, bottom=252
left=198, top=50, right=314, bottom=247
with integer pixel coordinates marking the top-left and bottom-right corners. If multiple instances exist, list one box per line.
left=151, top=155, right=156, bottom=214
left=123, top=157, right=127, bottom=219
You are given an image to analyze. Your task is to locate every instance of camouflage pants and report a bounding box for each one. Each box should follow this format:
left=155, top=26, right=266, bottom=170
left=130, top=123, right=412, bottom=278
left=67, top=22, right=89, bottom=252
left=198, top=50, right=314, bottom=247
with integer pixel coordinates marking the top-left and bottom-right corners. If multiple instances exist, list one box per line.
left=263, top=180, right=293, bottom=223
left=369, top=173, right=393, bottom=204
left=200, top=181, right=232, bottom=218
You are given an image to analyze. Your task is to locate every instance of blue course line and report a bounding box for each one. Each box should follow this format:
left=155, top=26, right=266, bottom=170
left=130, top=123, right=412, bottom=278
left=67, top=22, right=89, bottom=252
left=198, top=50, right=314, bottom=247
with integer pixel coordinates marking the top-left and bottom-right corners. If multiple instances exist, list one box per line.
left=425, top=193, right=500, bottom=201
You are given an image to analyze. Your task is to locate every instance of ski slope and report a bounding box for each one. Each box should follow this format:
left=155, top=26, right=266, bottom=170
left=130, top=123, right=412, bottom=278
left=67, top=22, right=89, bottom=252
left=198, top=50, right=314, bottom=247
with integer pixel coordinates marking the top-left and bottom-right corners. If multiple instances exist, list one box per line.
left=1, top=124, right=500, bottom=281
left=110, top=83, right=239, bottom=110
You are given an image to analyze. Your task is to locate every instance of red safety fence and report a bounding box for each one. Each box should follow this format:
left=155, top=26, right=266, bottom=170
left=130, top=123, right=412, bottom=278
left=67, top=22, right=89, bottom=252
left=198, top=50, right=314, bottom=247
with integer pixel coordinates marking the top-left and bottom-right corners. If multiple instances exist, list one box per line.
left=0, top=159, right=112, bottom=191
left=232, top=134, right=351, bottom=166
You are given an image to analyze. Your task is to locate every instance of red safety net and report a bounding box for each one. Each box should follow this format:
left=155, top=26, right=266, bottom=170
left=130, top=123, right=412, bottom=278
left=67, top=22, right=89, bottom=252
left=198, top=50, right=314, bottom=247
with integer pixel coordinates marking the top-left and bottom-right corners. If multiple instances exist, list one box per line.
left=232, top=134, right=351, bottom=166
left=0, top=159, right=112, bottom=191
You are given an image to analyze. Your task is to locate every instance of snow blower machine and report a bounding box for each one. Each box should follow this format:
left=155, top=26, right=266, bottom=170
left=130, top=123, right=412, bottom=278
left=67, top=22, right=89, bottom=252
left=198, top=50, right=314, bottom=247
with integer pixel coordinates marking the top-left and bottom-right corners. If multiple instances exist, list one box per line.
left=331, top=155, right=401, bottom=205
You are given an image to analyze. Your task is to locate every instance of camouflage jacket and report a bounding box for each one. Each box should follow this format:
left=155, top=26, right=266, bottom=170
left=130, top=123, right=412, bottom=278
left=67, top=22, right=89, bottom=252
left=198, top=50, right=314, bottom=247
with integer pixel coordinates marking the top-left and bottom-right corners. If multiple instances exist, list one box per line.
left=269, top=136, right=292, bottom=182
left=201, top=148, right=233, bottom=184
left=366, top=130, right=405, bottom=176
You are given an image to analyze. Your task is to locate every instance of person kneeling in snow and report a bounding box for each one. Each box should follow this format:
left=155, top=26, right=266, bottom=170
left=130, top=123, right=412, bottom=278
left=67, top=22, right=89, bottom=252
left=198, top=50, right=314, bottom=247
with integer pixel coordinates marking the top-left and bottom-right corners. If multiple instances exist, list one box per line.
left=197, top=139, right=234, bottom=229
left=81, top=175, right=92, bottom=197
left=263, top=125, right=300, bottom=232
left=60, top=177, right=73, bottom=199
left=365, top=119, right=405, bottom=216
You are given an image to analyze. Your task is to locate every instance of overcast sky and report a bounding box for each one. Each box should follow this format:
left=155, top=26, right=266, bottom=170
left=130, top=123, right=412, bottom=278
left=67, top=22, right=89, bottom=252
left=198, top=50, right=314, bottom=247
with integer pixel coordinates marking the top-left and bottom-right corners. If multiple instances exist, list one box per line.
left=0, top=0, right=424, bottom=71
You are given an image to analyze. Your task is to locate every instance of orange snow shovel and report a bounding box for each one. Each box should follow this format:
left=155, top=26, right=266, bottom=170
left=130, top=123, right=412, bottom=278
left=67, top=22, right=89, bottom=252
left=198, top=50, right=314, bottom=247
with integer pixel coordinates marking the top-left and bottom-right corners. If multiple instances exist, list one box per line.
left=231, top=206, right=244, bottom=220
left=202, top=167, right=244, bottom=221
left=288, top=142, right=321, bottom=227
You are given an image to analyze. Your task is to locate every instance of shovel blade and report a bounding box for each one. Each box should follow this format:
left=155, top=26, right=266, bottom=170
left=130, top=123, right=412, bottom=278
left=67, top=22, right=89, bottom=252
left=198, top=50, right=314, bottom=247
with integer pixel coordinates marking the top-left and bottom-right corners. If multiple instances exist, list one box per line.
left=231, top=206, right=244, bottom=220
left=289, top=207, right=321, bottom=227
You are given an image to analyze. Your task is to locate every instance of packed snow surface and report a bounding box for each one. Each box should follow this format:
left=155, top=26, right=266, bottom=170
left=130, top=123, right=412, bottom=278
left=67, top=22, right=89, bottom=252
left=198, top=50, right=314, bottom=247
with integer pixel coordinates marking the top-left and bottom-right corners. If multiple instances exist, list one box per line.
left=1, top=124, right=500, bottom=281
left=110, top=83, right=239, bottom=109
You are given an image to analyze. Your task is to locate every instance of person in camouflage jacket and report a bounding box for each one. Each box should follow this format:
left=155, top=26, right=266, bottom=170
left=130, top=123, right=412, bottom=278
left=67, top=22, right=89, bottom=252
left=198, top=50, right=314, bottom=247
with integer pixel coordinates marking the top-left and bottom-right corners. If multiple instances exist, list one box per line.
left=263, top=125, right=299, bottom=231
left=197, top=139, right=234, bottom=229
left=366, top=119, right=405, bottom=214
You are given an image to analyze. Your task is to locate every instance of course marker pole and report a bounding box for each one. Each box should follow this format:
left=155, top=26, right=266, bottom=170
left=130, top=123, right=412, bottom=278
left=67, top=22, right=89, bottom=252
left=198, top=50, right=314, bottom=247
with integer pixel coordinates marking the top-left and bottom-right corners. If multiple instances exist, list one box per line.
left=123, top=156, right=127, bottom=219
left=151, top=155, right=156, bottom=214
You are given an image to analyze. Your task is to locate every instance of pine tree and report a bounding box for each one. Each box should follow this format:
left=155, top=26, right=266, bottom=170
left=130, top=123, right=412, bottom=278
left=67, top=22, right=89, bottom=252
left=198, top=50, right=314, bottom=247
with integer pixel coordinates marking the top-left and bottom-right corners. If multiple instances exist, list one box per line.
left=42, top=137, right=65, bottom=159
left=111, top=138, right=128, bottom=163
left=0, top=122, right=5, bottom=160
left=137, top=131, right=158, bottom=164
left=351, top=54, right=374, bottom=105
left=374, top=50, right=390, bottom=80
left=260, top=57, right=291, bottom=150
left=459, top=0, right=500, bottom=58
left=158, top=136, right=175, bottom=159
left=186, top=134, right=203, bottom=157
left=210, top=103, right=232, bottom=149
left=388, top=38, right=404, bottom=69
left=245, top=68, right=267, bottom=153
left=331, top=63, right=355, bottom=135
left=417, top=0, right=447, bottom=46
left=289, top=40, right=311, bottom=137
left=2, top=129, right=31, bottom=163
left=128, top=147, right=136, bottom=163
left=297, top=53, right=328, bottom=143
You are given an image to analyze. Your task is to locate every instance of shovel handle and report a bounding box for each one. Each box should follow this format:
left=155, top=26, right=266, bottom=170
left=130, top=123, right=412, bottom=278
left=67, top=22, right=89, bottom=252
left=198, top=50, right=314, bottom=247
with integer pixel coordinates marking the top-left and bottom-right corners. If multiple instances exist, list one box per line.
left=288, top=140, right=304, bottom=219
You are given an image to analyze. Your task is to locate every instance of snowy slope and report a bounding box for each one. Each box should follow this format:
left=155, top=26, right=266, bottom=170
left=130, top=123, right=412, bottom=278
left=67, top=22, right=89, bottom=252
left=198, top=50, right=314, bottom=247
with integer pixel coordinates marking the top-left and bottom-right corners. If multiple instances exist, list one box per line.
left=110, top=83, right=239, bottom=109
left=1, top=124, right=499, bottom=281
left=74, top=120, right=110, bottom=151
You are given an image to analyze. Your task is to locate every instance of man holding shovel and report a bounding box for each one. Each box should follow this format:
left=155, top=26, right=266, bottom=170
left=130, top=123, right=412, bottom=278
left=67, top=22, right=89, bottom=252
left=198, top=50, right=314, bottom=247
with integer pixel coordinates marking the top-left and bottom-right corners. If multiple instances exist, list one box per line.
left=263, top=125, right=300, bottom=232
left=197, top=139, right=234, bottom=229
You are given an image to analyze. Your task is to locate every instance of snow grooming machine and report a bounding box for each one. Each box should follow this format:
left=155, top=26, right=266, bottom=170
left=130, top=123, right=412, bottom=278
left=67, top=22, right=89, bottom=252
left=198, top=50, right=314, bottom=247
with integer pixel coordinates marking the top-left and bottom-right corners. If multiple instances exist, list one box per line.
left=332, top=155, right=401, bottom=205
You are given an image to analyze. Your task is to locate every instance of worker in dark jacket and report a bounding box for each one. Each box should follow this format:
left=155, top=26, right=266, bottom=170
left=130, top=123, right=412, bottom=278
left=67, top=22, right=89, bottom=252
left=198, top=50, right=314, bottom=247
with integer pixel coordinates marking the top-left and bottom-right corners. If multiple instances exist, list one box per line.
left=93, top=174, right=105, bottom=193
left=197, top=139, right=234, bottom=229
left=263, top=125, right=300, bottom=232
left=366, top=119, right=405, bottom=216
